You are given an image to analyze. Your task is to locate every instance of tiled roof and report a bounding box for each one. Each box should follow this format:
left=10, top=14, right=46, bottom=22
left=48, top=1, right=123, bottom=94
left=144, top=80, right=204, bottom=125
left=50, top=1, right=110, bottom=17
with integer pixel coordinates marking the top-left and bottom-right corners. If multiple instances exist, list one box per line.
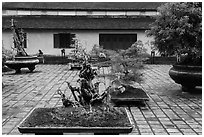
left=2, top=15, right=155, bottom=30
left=2, top=2, right=164, bottom=11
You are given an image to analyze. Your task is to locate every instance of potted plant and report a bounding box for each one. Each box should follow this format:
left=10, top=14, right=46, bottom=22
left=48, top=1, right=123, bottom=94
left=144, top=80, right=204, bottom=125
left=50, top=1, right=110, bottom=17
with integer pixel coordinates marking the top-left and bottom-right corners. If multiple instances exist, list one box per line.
left=4, top=19, right=39, bottom=73
left=146, top=2, right=202, bottom=92
left=67, top=36, right=87, bottom=70
left=2, top=46, right=14, bottom=72
left=89, top=44, right=110, bottom=65
left=18, top=59, right=133, bottom=135
left=91, top=40, right=150, bottom=106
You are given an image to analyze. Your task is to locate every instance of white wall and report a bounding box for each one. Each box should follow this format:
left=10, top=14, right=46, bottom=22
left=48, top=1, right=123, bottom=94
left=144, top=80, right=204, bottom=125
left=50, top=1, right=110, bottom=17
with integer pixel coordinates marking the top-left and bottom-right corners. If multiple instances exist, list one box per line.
left=2, top=32, right=14, bottom=49
left=2, top=30, right=154, bottom=56
left=27, top=31, right=56, bottom=55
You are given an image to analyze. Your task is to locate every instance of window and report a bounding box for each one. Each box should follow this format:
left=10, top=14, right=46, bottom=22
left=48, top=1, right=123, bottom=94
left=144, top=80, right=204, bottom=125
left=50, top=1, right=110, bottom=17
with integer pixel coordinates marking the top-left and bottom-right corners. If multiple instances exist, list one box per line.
left=99, top=34, right=137, bottom=50
left=54, top=33, right=75, bottom=48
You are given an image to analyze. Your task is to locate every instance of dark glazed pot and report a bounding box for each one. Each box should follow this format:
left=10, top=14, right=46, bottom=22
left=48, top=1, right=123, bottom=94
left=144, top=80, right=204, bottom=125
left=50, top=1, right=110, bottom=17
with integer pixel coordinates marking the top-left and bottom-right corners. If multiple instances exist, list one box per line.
left=4, top=56, right=39, bottom=73
left=169, top=64, right=202, bottom=91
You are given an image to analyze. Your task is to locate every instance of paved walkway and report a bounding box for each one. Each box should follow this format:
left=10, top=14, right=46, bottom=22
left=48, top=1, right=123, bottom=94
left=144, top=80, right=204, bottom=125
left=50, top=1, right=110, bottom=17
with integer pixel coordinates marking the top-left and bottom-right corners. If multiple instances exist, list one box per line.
left=2, top=64, right=202, bottom=135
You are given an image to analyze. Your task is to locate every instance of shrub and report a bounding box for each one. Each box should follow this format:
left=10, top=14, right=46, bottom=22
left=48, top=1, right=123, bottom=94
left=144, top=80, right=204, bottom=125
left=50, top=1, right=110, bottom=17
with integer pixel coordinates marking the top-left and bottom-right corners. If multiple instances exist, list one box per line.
left=146, top=2, right=202, bottom=65
left=2, top=47, right=14, bottom=65
left=93, top=40, right=147, bottom=84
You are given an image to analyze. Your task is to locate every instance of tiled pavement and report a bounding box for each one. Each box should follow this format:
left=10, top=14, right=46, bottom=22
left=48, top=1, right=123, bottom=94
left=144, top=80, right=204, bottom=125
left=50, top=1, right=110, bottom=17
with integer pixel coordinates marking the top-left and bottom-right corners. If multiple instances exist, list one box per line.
left=2, top=64, right=202, bottom=135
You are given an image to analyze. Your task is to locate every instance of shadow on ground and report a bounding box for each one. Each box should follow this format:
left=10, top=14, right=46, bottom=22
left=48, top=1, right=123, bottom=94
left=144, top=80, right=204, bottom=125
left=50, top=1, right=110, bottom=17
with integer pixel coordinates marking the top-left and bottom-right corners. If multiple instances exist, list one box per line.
left=167, top=86, right=202, bottom=100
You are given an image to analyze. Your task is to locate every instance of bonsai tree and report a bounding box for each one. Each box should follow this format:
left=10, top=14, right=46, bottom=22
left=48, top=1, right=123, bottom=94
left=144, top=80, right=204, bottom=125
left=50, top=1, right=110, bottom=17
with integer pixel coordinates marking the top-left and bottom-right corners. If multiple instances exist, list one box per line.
left=87, top=41, right=150, bottom=106
left=93, top=40, right=147, bottom=85
left=3, top=19, right=39, bottom=73
left=89, top=44, right=109, bottom=62
left=146, top=2, right=202, bottom=65
left=59, top=41, right=110, bottom=112
left=69, top=36, right=89, bottom=64
left=11, top=19, right=28, bottom=57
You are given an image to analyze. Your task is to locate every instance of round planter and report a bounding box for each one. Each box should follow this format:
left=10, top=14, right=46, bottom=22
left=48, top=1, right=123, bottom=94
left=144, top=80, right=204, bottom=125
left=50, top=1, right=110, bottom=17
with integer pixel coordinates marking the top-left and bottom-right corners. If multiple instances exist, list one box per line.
left=169, top=64, right=202, bottom=91
left=4, top=56, right=39, bottom=73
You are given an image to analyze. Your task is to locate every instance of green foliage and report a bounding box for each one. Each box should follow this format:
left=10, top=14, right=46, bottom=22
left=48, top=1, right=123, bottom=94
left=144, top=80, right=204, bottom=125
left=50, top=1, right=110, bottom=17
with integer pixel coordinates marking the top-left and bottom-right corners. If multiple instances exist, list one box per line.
left=120, top=40, right=149, bottom=58
left=69, top=37, right=88, bottom=62
left=2, top=47, right=14, bottom=72
left=146, top=2, right=202, bottom=57
left=2, top=47, right=14, bottom=63
left=89, top=44, right=101, bottom=56
left=93, top=40, right=147, bottom=84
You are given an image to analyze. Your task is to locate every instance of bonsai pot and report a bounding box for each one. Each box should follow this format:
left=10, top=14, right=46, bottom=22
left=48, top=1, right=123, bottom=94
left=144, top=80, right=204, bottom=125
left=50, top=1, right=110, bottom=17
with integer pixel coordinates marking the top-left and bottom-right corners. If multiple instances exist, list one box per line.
left=4, top=56, right=39, bottom=73
left=110, top=86, right=149, bottom=106
left=69, top=62, right=83, bottom=70
left=69, top=57, right=83, bottom=70
left=169, top=64, right=202, bottom=92
left=18, top=106, right=133, bottom=135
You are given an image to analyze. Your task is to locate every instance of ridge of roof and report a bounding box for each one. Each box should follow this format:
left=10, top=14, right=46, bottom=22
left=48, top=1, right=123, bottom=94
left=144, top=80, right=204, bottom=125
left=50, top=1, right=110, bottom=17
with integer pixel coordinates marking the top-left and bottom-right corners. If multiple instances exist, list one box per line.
left=2, top=2, right=164, bottom=11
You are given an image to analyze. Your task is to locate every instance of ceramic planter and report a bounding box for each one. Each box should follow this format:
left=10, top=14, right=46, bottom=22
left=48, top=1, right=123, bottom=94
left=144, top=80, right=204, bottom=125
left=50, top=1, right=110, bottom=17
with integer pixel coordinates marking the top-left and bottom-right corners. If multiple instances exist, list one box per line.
left=169, top=64, right=202, bottom=91
left=18, top=107, right=133, bottom=135
left=4, top=56, right=39, bottom=73
left=69, top=63, right=83, bottom=70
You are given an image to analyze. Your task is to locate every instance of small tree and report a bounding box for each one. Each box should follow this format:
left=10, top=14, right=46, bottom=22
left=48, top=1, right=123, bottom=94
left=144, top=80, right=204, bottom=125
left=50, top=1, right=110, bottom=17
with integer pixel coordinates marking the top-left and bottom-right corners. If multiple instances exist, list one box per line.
left=93, top=40, right=147, bottom=85
left=146, top=2, right=202, bottom=64
left=69, top=36, right=88, bottom=63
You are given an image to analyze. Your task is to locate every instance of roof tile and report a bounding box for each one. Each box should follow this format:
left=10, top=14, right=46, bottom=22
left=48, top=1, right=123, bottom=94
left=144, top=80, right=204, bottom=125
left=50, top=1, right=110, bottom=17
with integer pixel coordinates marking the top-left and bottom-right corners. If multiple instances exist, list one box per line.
left=2, top=15, right=155, bottom=30
left=2, top=2, right=164, bottom=11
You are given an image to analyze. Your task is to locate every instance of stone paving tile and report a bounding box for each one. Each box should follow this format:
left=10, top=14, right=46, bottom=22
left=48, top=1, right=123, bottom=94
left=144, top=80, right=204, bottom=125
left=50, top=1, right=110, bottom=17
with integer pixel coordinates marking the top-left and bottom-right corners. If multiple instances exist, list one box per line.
left=138, top=65, right=202, bottom=135
left=2, top=64, right=202, bottom=135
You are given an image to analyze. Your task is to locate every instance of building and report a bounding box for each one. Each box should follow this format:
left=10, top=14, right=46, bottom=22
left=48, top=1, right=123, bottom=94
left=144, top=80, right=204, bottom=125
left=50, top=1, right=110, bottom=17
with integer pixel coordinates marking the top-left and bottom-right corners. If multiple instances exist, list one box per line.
left=2, top=2, right=164, bottom=56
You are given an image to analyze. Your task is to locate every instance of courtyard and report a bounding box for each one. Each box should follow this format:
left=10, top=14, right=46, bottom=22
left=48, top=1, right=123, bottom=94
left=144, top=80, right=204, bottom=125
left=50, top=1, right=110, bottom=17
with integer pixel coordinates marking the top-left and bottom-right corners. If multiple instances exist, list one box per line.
left=2, top=64, right=202, bottom=135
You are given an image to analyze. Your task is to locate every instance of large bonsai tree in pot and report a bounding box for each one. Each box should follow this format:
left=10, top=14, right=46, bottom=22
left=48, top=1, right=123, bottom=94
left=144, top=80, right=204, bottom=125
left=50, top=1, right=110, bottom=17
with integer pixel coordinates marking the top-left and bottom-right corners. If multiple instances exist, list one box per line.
left=91, top=40, right=149, bottom=105
left=4, top=19, right=39, bottom=73
left=146, top=2, right=202, bottom=92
